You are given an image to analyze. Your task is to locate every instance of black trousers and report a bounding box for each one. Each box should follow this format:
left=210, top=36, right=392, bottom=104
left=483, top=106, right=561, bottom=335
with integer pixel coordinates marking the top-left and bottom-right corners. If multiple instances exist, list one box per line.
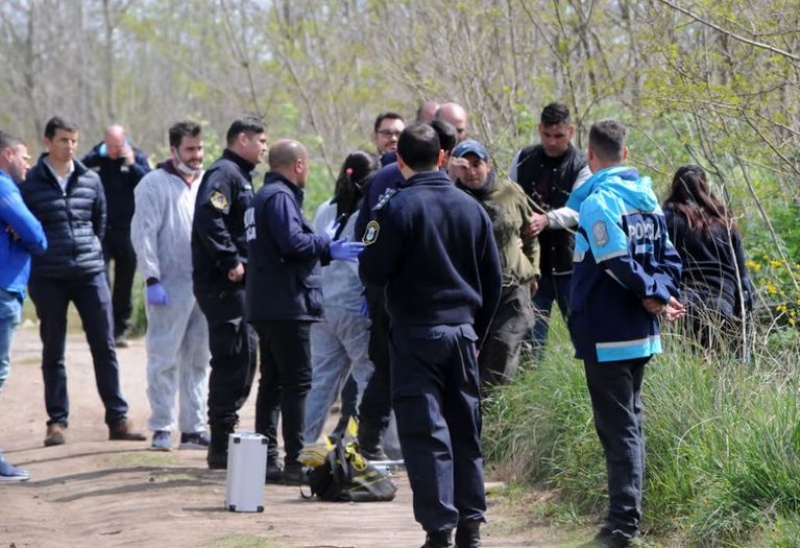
left=357, top=285, right=392, bottom=450
left=28, top=273, right=129, bottom=426
left=391, top=324, right=486, bottom=533
left=103, top=228, right=137, bottom=338
left=195, top=285, right=257, bottom=428
left=253, top=321, right=313, bottom=464
left=478, top=284, right=535, bottom=391
left=583, top=355, right=650, bottom=536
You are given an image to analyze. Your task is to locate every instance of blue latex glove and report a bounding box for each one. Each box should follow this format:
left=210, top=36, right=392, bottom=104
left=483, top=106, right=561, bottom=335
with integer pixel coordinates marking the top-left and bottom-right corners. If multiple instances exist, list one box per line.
left=146, top=282, right=168, bottom=306
left=329, top=237, right=365, bottom=263
left=360, top=295, right=369, bottom=318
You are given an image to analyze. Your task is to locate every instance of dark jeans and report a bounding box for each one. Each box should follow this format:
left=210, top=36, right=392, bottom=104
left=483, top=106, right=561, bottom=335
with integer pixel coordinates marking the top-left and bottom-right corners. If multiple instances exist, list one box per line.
left=529, top=273, right=571, bottom=356
left=479, top=285, right=535, bottom=391
left=357, top=285, right=392, bottom=451
left=195, top=285, right=257, bottom=428
left=103, top=228, right=137, bottom=338
left=583, top=354, right=650, bottom=536
left=28, top=273, right=129, bottom=427
left=253, top=321, right=313, bottom=464
left=391, top=324, right=486, bottom=533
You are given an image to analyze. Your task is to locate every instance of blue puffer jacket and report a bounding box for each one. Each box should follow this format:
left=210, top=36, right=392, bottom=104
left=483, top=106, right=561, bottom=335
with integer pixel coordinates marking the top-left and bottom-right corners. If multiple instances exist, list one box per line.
left=22, top=154, right=107, bottom=279
left=567, top=165, right=682, bottom=362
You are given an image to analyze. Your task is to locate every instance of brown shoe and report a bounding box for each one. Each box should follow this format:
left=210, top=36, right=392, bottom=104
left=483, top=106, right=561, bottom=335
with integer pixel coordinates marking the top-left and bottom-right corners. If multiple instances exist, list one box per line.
left=44, top=423, right=67, bottom=447
left=108, top=418, right=147, bottom=441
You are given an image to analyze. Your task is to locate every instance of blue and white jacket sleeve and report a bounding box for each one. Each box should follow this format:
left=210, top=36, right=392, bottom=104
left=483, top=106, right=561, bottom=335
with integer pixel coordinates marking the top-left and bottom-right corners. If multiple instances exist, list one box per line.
left=579, top=195, right=673, bottom=304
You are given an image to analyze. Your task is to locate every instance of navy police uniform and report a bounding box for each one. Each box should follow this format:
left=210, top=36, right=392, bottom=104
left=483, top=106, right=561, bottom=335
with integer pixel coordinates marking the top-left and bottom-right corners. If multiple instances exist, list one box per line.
left=191, top=149, right=258, bottom=466
left=352, top=162, right=403, bottom=456
left=359, top=169, right=502, bottom=536
left=245, top=171, right=331, bottom=469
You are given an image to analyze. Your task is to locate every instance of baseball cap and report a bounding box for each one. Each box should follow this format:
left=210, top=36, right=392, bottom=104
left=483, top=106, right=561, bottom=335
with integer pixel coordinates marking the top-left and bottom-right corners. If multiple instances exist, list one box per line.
left=452, top=139, right=489, bottom=162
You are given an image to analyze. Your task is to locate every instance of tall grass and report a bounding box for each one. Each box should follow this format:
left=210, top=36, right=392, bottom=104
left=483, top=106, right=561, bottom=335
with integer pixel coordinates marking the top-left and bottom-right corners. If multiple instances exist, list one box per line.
left=483, top=318, right=800, bottom=546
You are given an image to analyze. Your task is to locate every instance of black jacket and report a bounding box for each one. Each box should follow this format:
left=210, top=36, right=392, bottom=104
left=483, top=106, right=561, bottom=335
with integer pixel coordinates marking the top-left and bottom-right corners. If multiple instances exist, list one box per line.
left=245, top=173, right=331, bottom=322
left=21, top=154, right=106, bottom=279
left=664, top=205, right=754, bottom=313
left=191, top=149, right=255, bottom=293
left=515, top=143, right=586, bottom=275
left=358, top=170, right=503, bottom=347
left=82, top=144, right=150, bottom=230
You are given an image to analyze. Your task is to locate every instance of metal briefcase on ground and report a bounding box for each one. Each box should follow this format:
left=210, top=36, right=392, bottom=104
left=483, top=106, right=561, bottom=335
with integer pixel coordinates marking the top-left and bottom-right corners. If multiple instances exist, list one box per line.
left=225, top=431, right=268, bottom=512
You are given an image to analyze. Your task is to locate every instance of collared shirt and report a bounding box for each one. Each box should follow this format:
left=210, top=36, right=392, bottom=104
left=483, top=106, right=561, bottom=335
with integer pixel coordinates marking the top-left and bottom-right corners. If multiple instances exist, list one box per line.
left=44, top=158, right=75, bottom=193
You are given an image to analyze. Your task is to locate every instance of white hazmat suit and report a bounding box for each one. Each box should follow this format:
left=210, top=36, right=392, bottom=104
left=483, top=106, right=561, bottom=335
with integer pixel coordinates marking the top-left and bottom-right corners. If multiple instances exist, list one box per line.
left=131, top=164, right=209, bottom=435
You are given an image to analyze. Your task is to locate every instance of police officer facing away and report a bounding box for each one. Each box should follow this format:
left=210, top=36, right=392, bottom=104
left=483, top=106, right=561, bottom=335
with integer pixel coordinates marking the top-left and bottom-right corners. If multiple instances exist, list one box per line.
left=359, top=124, right=502, bottom=548
left=567, top=120, right=683, bottom=547
left=191, top=117, right=267, bottom=469
left=245, top=140, right=364, bottom=484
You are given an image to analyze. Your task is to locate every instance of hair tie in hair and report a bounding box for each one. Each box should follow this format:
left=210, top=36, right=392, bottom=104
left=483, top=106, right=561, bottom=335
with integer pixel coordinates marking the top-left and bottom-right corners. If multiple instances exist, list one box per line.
left=345, top=168, right=353, bottom=176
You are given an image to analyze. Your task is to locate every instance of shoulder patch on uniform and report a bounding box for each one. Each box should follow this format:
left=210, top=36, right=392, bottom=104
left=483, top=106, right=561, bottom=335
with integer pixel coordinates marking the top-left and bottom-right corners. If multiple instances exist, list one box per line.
left=209, top=190, right=229, bottom=210
left=363, top=221, right=380, bottom=245
left=592, top=220, right=609, bottom=247
left=372, top=188, right=397, bottom=211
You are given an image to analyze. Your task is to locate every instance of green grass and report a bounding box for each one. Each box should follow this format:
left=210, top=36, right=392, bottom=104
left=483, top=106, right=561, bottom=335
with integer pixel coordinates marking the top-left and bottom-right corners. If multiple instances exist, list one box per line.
left=206, top=535, right=284, bottom=548
left=483, top=316, right=800, bottom=546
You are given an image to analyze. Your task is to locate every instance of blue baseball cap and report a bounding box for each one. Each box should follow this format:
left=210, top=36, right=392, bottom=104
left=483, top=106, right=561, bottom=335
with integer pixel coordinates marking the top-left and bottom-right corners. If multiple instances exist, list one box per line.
left=452, top=139, right=489, bottom=162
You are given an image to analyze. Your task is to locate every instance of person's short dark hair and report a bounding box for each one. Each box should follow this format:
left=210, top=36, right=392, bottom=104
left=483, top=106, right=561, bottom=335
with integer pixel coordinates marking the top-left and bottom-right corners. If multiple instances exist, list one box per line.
left=373, top=112, right=404, bottom=134
left=44, top=116, right=78, bottom=139
left=589, top=119, right=627, bottom=162
left=428, top=120, right=457, bottom=154
left=397, top=123, right=440, bottom=172
left=226, top=117, right=266, bottom=146
left=540, top=103, right=571, bottom=127
left=0, top=131, right=23, bottom=153
left=168, top=120, right=203, bottom=149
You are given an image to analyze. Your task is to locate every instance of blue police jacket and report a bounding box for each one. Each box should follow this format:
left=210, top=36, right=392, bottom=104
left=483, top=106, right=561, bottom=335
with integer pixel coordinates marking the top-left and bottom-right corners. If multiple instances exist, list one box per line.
left=0, top=169, right=47, bottom=298
left=358, top=169, right=503, bottom=346
left=354, top=162, right=403, bottom=241
left=567, top=165, right=682, bottom=362
left=244, top=172, right=331, bottom=323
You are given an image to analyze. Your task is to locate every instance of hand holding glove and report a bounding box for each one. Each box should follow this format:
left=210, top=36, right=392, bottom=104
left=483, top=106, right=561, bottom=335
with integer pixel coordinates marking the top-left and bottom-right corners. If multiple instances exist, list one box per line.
left=329, top=237, right=365, bottom=263
left=146, top=282, right=168, bottom=306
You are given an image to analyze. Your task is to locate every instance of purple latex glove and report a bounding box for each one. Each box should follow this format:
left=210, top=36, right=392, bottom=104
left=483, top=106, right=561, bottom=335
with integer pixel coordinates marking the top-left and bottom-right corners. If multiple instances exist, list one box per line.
left=146, top=282, right=168, bottom=306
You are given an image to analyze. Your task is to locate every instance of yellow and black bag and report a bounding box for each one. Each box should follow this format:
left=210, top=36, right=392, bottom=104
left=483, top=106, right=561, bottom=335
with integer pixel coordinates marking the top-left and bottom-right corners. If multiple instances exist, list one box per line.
left=305, top=437, right=397, bottom=502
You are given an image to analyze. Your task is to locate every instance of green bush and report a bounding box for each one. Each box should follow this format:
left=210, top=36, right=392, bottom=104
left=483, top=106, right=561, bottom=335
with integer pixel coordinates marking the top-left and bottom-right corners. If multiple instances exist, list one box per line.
left=483, top=320, right=800, bottom=546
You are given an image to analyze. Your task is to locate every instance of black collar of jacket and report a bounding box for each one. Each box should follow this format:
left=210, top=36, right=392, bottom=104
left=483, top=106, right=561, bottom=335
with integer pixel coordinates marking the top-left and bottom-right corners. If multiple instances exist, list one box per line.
left=35, top=152, right=89, bottom=181
left=397, top=169, right=452, bottom=189
left=263, top=171, right=304, bottom=205
left=222, top=148, right=256, bottom=174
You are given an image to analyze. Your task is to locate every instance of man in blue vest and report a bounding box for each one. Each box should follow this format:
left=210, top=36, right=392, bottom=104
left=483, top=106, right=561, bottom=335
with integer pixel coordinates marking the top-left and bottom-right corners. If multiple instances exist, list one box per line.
left=567, top=119, right=683, bottom=547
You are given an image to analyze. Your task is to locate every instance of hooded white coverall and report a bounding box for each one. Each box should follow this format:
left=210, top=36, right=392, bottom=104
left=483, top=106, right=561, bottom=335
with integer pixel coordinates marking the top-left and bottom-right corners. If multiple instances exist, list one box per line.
left=131, top=165, right=209, bottom=434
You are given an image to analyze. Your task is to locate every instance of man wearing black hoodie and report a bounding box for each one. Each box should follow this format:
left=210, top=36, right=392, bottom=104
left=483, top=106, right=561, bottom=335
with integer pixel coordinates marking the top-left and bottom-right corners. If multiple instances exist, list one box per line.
left=359, top=123, right=502, bottom=548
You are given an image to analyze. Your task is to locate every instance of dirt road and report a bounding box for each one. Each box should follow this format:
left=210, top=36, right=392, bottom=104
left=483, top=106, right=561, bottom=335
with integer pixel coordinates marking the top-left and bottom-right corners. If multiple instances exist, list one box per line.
left=0, top=327, right=567, bottom=547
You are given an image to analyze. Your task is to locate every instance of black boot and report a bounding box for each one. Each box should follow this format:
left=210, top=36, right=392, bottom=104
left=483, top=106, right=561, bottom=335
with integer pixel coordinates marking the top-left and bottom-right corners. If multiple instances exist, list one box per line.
left=421, top=530, right=454, bottom=548
left=455, top=521, right=482, bottom=548
left=357, top=421, right=388, bottom=461
left=265, top=458, right=283, bottom=484
left=207, top=423, right=234, bottom=470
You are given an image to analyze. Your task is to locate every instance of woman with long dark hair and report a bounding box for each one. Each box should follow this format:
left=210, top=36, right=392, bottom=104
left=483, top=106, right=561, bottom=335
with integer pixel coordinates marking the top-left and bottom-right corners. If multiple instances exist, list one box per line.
left=663, top=165, right=754, bottom=355
left=304, top=151, right=379, bottom=443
